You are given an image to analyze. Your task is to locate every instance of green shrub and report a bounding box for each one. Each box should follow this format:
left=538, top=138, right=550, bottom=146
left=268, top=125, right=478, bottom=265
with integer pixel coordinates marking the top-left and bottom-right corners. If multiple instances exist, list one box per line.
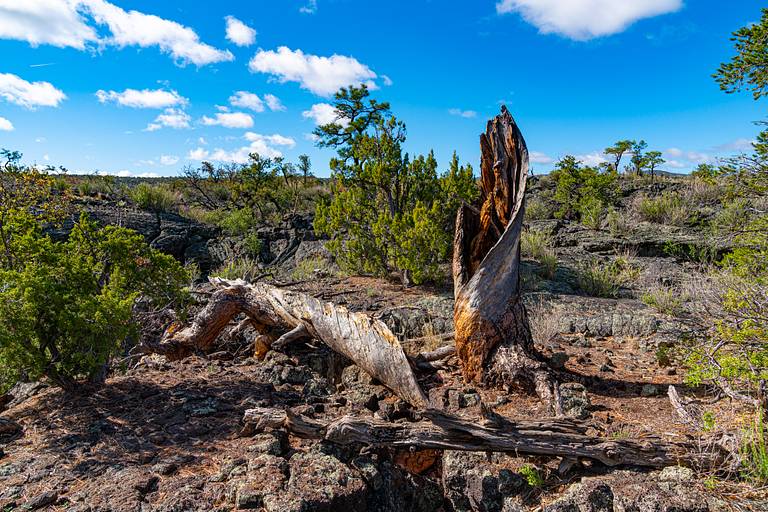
left=129, top=183, right=178, bottom=212
left=636, top=193, right=690, bottom=225
left=641, top=284, right=686, bottom=317
left=518, top=465, right=544, bottom=487
left=211, top=257, right=261, bottom=282
left=711, top=198, right=752, bottom=234
left=292, top=256, right=335, bottom=281
left=521, top=229, right=558, bottom=279
left=741, top=412, right=768, bottom=484
left=576, top=257, right=639, bottom=298
left=525, top=197, right=554, bottom=220
left=243, top=232, right=263, bottom=258
left=216, top=207, right=258, bottom=235
left=0, top=213, right=189, bottom=392
left=550, top=155, right=618, bottom=224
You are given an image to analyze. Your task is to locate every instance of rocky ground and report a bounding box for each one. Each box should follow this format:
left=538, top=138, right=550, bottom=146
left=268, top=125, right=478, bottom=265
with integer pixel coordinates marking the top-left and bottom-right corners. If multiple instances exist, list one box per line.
left=1, top=178, right=766, bottom=511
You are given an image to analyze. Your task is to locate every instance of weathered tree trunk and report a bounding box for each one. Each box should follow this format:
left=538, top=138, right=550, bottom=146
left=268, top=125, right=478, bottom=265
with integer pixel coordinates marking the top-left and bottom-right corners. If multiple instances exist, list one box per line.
left=453, top=106, right=559, bottom=410
left=147, top=278, right=428, bottom=407
left=243, top=406, right=724, bottom=469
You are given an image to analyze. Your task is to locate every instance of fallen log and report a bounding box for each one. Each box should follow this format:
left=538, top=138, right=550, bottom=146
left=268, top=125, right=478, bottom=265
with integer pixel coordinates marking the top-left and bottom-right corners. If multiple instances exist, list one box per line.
left=147, top=278, right=428, bottom=407
left=243, top=406, right=723, bottom=469
left=453, top=106, right=560, bottom=411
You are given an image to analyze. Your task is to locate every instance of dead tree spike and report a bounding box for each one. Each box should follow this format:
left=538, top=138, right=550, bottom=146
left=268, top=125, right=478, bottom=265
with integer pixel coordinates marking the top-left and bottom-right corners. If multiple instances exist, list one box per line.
left=453, top=106, right=560, bottom=412
left=146, top=278, right=428, bottom=407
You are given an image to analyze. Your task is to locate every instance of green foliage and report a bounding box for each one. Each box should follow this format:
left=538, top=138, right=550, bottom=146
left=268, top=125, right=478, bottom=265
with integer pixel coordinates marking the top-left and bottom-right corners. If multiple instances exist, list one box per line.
left=604, top=140, right=634, bottom=173
left=518, top=465, right=544, bottom=487
left=313, top=86, right=477, bottom=285
left=292, top=256, right=335, bottom=281
left=549, top=155, right=618, bottom=226
left=576, top=257, right=639, bottom=298
left=243, top=232, right=263, bottom=258
left=0, top=211, right=189, bottom=392
left=636, top=192, right=690, bottom=226
left=521, top=228, right=558, bottom=279
left=662, top=241, right=720, bottom=266
left=129, top=182, right=178, bottom=212
left=714, top=8, right=768, bottom=100
left=702, top=411, right=716, bottom=432
left=740, top=412, right=768, bottom=484
left=642, top=284, right=686, bottom=317
left=210, top=256, right=261, bottom=282
left=711, top=198, right=752, bottom=234
left=525, top=197, right=554, bottom=220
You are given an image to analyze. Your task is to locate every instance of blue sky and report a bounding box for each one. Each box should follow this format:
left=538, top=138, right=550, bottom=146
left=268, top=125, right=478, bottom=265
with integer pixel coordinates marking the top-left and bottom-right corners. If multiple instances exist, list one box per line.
left=0, top=0, right=764, bottom=177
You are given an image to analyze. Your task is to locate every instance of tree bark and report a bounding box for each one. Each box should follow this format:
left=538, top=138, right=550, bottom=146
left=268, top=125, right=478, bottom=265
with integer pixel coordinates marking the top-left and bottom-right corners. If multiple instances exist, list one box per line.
left=146, top=277, right=428, bottom=407
left=243, top=406, right=723, bottom=469
left=452, top=106, right=559, bottom=411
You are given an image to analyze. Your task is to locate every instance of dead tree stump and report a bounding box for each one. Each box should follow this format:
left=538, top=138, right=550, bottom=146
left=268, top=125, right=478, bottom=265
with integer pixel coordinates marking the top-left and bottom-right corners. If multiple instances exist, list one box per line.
left=452, top=106, right=561, bottom=412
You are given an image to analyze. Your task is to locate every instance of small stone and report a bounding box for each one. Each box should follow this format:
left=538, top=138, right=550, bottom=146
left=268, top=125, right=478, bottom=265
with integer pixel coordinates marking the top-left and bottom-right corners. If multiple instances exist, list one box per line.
left=25, top=490, right=58, bottom=510
left=599, top=364, right=614, bottom=373
left=658, top=466, right=694, bottom=482
left=559, top=383, right=591, bottom=420
left=641, top=384, right=659, bottom=397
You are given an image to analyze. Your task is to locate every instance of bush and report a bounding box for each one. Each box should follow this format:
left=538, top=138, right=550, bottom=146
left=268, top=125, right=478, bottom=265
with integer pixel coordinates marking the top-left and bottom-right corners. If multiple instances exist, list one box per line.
left=641, top=282, right=686, bottom=316
left=211, top=257, right=261, bottom=282
left=525, top=197, right=554, bottom=220
left=741, top=413, right=768, bottom=484
left=129, top=182, right=178, bottom=212
left=0, top=213, right=189, bottom=392
left=292, top=256, right=335, bottom=281
left=521, top=229, right=558, bottom=279
left=635, top=192, right=690, bottom=225
left=549, top=155, right=618, bottom=225
left=576, top=257, right=639, bottom=298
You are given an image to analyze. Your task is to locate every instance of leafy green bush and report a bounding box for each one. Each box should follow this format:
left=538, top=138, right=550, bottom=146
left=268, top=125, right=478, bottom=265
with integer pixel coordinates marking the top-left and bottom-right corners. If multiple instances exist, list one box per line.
left=636, top=192, right=690, bottom=225
left=313, top=87, right=477, bottom=285
left=521, top=228, right=558, bottom=279
left=0, top=212, right=189, bottom=392
left=549, top=155, right=618, bottom=226
left=518, top=465, right=544, bottom=487
left=129, top=182, right=178, bottom=212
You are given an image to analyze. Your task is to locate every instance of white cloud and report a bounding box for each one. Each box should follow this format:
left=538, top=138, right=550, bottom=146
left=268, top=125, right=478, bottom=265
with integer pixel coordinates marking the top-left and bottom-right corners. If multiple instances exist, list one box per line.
left=96, top=88, right=187, bottom=108
left=229, top=91, right=265, bottom=112
left=249, top=46, right=378, bottom=97
left=529, top=151, right=553, bottom=165
left=496, top=0, right=683, bottom=40
left=0, top=0, right=98, bottom=49
left=159, top=155, right=179, bottom=166
left=187, top=147, right=209, bottom=160
left=302, top=103, right=348, bottom=126
left=299, top=0, right=317, bottom=14
left=197, top=136, right=207, bottom=145
left=0, top=72, right=66, bottom=108
left=200, top=112, right=254, bottom=129
left=449, top=108, right=477, bottom=119
left=715, top=138, right=755, bottom=152
left=188, top=132, right=296, bottom=163
left=225, top=15, right=256, bottom=46
left=146, top=108, right=191, bottom=131
left=663, top=147, right=712, bottom=164
left=0, top=116, right=13, bottom=131
left=264, top=94, right=285, bottom=112
left=575, top=152, right=608, bottom=166
left=0, top=0, right=233, bottom=66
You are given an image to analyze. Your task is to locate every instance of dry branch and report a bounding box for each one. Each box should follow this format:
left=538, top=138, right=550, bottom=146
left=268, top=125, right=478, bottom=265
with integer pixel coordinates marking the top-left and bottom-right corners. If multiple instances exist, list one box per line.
left=452, top=106, right=560, bottom=411
left=147, top=277, right=428, bottom=407
left=243, top=406, right=724, bottom=469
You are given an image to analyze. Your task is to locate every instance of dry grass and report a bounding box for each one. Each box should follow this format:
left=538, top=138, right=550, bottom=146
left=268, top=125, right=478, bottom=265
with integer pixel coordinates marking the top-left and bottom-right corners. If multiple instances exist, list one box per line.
left=528, top=298, right=564, bottom=345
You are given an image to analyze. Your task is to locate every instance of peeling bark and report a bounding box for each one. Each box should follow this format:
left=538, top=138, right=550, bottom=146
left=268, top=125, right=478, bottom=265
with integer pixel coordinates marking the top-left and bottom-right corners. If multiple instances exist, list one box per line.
left=147, top=278, right=428, bottom=407
left=452, top=106, right=560, bottom=411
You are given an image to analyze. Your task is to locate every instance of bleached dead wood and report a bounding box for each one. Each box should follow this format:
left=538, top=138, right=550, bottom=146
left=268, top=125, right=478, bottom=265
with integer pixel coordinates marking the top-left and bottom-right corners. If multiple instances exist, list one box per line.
left=243, top=406, right=723, bottom=469
left=147, top=278, right=428, bottom=407
left=452, top=106, right=560, bottom=412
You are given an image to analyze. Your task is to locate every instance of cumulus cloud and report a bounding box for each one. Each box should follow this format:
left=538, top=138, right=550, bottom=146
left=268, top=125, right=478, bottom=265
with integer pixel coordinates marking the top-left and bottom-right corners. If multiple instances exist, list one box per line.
left=200, top=112, right=254, bottom=129
left=449, top=108, right=477, bottom=119
left=146, top=108, right=191, bottom=131
left=0, top=116, right=13, bottom=131
left=0, top=0, right=232, bottom=66
left=496, top=0, right=683, bottom=40
left=249, top=46, right=378, bottom=97
left=529, top=151, right=554, bottom=165
left=264, top=94, right=285, bottom=111
left=575, top=152, right=608, bottom=166
left=302, top=103, right=348, bottom=126
left=225, top=15, right=256, bottom=46
left=0, top=0, right=97, bottom=49
left=96, top=88, right=187, bottom=108
left=0, top=72, right=66, bottom=108
left=187, top=132, right=296, bottom=163
left=159, top=154, right=179, bottom=166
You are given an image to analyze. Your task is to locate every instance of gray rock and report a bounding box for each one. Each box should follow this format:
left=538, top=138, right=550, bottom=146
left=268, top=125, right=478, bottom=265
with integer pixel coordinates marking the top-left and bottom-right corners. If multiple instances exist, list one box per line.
left=443, top=451, right=528, bottom=512
left=641, top=384, right=660, bottom=397
left=559, top=383, right=591, bottom=419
